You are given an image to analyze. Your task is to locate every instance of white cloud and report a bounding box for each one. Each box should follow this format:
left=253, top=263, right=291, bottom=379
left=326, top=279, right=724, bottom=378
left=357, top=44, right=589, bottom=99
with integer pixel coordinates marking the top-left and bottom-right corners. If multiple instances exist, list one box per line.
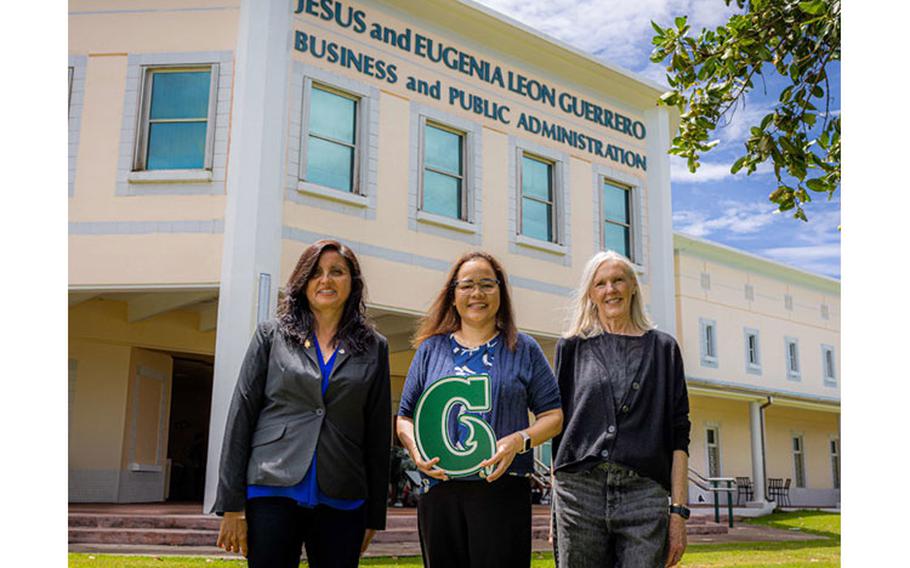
left=760, top=244, right=841, bottom=278
left=670, top=155, right=772, bottom=183
left=474, top=0, right=741, bottom=72
left=673, top=201, right=779, bottom=237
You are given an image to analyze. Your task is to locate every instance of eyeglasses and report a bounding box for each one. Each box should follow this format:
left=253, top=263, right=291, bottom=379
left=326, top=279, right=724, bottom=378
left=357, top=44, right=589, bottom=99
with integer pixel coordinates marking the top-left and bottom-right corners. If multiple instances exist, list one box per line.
left=452, top=278, right=500, bottom=294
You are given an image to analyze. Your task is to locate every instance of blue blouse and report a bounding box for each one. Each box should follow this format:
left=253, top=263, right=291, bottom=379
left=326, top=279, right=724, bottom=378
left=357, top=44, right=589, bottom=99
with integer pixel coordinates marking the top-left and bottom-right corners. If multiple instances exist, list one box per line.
left=247, top=335, right=365, bottom=510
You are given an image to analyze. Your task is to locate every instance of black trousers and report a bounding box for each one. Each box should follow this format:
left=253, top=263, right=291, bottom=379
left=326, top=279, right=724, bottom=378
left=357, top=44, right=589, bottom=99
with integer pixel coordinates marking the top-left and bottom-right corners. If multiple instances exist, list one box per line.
left=246, top=497, right=366, bottom=568
left=417, top=476, right=531, bottom=568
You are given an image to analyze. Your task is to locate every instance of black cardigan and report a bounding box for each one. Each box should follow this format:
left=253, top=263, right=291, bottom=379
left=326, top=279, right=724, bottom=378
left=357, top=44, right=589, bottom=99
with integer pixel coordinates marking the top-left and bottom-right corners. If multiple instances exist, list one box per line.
left=551, top=329, right=691, bottom=491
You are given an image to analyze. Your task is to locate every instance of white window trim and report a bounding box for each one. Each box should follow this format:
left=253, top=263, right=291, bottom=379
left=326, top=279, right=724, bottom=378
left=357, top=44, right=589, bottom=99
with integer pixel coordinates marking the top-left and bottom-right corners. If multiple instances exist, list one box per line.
left=821, top=344, right=837, bottom=386
left=791, top=433, right=807, bottom=488
left=507, top=136, right=571, bottom=264
left=744, top=327, right=762, bottom=375
left=517, top=150, right=563, bottom=247
left=591, top=164, right=645, bottom=274
left=116, top=51, right=232, bottom=196
left=599, top=177, right=638, bottom=262
left=785, top=336, right=801, bottom=381
left=417, top=118, right=472, bottom=222
left=829, top=435, right=840, bottom=490
left=705, top=424, right=722, bottom=478
left=745, top=283, right=755, bottom=301
left=68, top=55, right=87, bottom=197
left=699, top=318, right=718, bottom=368
left=298, top=79, right=364, bottom=196
left=131, top=64, right=219, bottom=173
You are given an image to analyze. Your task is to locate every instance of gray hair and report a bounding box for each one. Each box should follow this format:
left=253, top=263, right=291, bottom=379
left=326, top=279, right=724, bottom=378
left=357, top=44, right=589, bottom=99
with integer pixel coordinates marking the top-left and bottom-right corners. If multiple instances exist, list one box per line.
left=563, top=250, right=654, bottom=338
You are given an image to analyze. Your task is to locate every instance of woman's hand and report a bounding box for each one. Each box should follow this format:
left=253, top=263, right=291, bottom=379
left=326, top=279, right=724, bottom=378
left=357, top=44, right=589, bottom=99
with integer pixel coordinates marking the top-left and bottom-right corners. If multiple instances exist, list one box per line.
left=665, top=514, right=687, bottom=567
left=479, top=432, right=523, bottom=482
left=361, top=528, right=377, bottom=555
left=413, top=454, right=449, bottom=480
left=216, top=511, right=248, bottom=557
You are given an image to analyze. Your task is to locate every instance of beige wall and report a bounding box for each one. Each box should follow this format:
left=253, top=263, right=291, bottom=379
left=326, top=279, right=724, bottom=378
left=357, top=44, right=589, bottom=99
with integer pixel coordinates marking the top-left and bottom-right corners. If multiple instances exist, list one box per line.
left=675, top=247, right=840, bottom=400
left=688, top=395, right=753, bottom=479
left=765, top=405, right=840, bottom=491
left=69, top=298, right=217, bottom=501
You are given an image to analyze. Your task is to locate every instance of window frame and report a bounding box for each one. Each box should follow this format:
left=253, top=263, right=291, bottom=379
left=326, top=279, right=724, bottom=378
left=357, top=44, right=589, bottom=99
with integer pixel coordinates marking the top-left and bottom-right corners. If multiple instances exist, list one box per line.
left=744, top=327, right=762, bottom=375
left=745, top=283, right=755, bottom=301
left=600, top=177, right=634, bottom=260
left=517, top=150, right=559, bottom=244
left=792, top=434, right=807, bottom=488
left=829, top=436, right=840, bottom=489
left=418, top=117, right=469, bottom=221
left=821, top=344, right=837, bottom=386
left=705, top=425, right=722, bottom=478
left=699, top=318, right=718, bottom=368
left=132, top=64, right=219, bottom=172
left=299, top=81, right=363, bottom=195
left=785, top=336, right=801, bottom=381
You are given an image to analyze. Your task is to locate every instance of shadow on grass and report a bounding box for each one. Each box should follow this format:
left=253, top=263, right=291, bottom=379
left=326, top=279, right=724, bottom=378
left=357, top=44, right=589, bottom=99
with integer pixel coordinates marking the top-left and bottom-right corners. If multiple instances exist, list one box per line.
left=745, top=510, right=841, bottom=542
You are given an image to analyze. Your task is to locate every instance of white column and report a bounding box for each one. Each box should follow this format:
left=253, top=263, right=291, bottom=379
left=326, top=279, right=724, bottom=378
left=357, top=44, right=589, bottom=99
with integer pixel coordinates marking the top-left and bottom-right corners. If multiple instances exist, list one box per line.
left=203, top=0, right=292, bottom=512
left=644, top=107, right=676, bottom=337
left=749, top=401, right=766, bottom=502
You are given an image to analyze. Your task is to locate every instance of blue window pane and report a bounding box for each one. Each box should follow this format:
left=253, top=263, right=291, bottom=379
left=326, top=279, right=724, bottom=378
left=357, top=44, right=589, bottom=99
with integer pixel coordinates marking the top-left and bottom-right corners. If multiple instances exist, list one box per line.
left=603, top=182, right=629, bottom=223
left=147, top=122, right=207, bottom=170
left=522, top=198, right=552, bottom=242
left=424, top=124, right=462, bottom=175
left=307, top=136, right=354, bottom=192
left=149, top=71, right=211, bottom=120
left=423, top=170, right=461, bottom=218
left=603, top=222, right=630, bottom=257
left=309, top=87, right=356, bottom=144
left=521, top=156, right=551, bottom=201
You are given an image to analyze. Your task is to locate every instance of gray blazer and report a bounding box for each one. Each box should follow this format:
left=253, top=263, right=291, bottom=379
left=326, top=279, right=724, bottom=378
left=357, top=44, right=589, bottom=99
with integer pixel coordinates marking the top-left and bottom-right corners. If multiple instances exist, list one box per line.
left=212, top=320, right=391, bottom=530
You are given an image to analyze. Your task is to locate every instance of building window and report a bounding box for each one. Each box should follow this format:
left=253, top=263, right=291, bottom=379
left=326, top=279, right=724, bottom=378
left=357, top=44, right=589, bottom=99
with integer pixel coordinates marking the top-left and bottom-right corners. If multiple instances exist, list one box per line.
left=135, top=66, right=217, bottom=171
left=68, top=66, right=74, bottom=113
left=602, top=179, right=632, bottom=259
left=706, top=427, right=721, bottom=478
left=792, top=435, right=806, bottom=488
left=745, top=283, right=754, bottom=301
left=785, top=337, right=801, bottom=380
left=518, top=153, right=557, bottom=243
left=744, top=328, right=761, bottom=374
left=699, top=318, right=718, bottom=368
left=700, top=272, right=711, bottom=290
left=303, top=84, right=360, bottom=193
left=830, top=438, right=840, bottom=489
left=420, top=120, right=466, bottom=220
left=821, top=345, right=837, bottom=386
left=784, top=294, right=793, bottom=311
left=821, top=303, right=830, bottom=320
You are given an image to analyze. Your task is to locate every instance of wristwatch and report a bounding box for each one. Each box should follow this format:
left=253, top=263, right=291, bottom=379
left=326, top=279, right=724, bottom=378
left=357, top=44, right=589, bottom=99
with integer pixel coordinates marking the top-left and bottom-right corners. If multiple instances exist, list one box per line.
left=669, top=504, right=691, bottom=519
left=517, top=431, right=532, bottom=454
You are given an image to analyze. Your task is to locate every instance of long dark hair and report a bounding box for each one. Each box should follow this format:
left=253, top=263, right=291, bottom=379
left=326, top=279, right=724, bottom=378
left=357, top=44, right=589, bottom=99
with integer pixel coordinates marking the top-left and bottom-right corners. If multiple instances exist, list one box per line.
left=412, top=251, right=518, bottom=350
left=276, top=239, right=374, bottom=352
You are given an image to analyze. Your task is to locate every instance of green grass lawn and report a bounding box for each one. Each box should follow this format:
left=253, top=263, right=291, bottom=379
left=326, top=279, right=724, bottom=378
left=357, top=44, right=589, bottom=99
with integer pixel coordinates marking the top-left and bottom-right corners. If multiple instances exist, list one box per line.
left=70, top=511, right=839, bottom=568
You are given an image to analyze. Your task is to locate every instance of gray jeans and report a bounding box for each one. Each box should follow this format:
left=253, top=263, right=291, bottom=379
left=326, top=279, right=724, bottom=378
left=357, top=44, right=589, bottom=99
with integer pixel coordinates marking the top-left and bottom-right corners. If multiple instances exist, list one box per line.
left=553, top=462, right=669, bottom=568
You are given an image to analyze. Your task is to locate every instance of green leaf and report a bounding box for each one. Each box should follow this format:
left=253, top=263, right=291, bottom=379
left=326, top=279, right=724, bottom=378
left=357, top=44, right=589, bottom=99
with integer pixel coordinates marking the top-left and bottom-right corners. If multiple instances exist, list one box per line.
left=806, top=178, right=827, bottom=192
left=675, top=16, right=688, bottom=29
left=651, top=20, right=665, bottom=35
left=731, top=156, right=747, bottom=174
left=798, top=0, right=826, bottom=16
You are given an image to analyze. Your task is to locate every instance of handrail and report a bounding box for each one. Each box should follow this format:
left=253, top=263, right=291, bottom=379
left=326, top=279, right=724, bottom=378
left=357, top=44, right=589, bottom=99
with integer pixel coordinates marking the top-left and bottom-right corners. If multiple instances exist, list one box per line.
left=687, top=468, right=736, bottom=528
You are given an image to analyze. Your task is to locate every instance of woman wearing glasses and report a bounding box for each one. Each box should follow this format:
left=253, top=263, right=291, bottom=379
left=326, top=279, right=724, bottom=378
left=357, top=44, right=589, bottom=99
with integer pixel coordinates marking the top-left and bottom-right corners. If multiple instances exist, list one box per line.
left=396, top=251, right=563, bottom=568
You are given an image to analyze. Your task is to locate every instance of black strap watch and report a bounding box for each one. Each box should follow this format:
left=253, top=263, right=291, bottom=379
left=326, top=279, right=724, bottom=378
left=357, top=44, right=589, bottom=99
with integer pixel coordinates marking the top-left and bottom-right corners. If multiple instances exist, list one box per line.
left=669, top=504, right=691, bottom=519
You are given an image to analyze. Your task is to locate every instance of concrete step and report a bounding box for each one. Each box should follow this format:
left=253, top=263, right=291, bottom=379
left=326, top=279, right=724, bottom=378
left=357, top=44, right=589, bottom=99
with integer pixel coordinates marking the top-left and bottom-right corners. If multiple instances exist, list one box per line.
left=69, top=527, right=219, bottom=547
left=69, top=514, right=220, bottom=530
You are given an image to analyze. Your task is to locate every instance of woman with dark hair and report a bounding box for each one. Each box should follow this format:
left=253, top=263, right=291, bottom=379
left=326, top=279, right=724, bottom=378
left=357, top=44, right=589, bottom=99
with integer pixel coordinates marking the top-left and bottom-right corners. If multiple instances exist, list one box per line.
left=396, top=251, right=563, bottom=568
left=213, top=240, right=391, bottom=568
left=552, top=251, right=691, bottom=568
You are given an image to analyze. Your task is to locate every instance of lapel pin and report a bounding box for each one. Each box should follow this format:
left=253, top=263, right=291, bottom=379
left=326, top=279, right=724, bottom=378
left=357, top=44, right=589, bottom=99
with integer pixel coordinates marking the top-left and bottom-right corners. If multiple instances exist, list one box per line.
left=339, top=349, right=345, bottom=354
left=304, top=339, right=311, bottom=349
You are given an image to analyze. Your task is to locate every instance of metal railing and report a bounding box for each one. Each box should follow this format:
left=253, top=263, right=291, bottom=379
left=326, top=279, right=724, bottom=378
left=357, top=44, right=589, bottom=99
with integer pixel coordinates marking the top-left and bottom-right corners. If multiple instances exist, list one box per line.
left=688, top=468, right=736, bottom=528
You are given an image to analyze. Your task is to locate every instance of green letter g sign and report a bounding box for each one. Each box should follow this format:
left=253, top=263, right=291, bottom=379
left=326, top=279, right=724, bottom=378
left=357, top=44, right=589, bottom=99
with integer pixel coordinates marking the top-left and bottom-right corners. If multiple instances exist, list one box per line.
left=413, top=374, right=496, bottom=477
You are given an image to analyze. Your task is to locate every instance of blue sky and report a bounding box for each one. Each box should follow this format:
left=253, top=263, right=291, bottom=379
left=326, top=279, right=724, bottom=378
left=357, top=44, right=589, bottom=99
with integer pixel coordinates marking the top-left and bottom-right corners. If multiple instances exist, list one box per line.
left=474, top=0, right=841, bottom=279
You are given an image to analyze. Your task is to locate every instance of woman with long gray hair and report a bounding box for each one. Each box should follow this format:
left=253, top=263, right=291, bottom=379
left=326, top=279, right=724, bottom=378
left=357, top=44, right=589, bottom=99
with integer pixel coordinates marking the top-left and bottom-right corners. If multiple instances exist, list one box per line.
left=551, top=251, right=691, bottom=567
